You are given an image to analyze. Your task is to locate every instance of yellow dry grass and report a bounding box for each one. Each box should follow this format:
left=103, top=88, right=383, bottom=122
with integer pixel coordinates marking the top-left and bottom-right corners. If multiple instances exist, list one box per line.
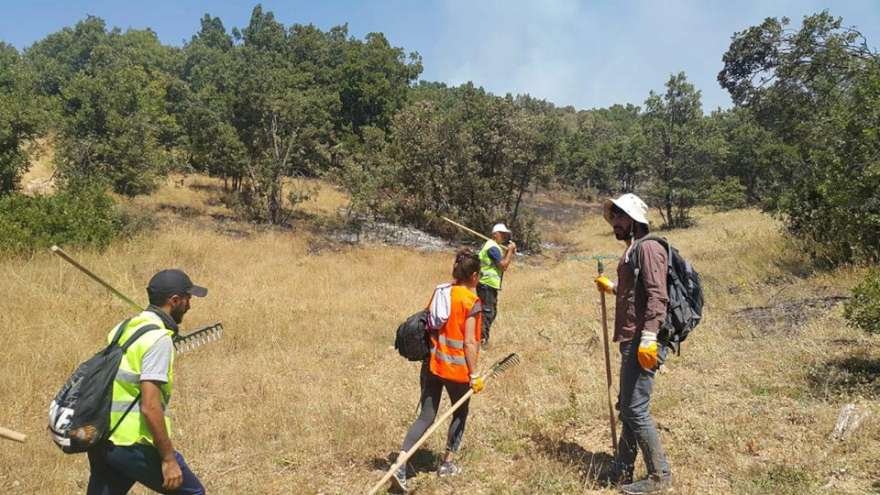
left=1, top=183, right=877, bottom=494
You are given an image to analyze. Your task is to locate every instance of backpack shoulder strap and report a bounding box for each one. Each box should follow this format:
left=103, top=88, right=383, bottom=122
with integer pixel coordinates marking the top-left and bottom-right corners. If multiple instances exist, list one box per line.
left=630, top=235, right=669, bottom=280
left=109, top=318, right=134, bottom=347
left=119, top=324, right=163, bottom=353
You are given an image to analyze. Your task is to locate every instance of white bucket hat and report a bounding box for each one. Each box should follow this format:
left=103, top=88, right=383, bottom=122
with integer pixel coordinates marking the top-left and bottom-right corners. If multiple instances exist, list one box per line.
left=492, top=223, right=512, bottom=234
left=603, top=193, right=650, bottom=225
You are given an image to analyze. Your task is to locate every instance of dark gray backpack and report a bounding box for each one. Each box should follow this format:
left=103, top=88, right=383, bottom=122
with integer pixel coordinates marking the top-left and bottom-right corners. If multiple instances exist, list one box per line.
left=394, top=309, right=431, bottom=362
left=48, top=319, right=159, bottom=454
left=630, top=235, right=704, bottom=353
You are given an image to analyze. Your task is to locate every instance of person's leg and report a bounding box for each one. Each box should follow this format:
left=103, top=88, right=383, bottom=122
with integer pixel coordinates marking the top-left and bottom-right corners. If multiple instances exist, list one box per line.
left=476, top=284, right=497, bottom=344
left=443, top=380, right=471, bottom=456
left=103, top=443, right=206, bottom=495
left=401, top=365, right=443, bottom=452
left=614, top=341, right=639, bottom=479
left=619, top=342, right=671, bottom=493
left=87, top=444, right=136, bottom=495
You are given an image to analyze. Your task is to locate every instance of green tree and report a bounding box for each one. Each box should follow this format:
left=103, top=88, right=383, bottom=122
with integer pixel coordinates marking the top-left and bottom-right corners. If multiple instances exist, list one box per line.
left=641, top=72, right=724, bottom=228
left=719, top=11, right=880, bottom=263
left=0, top=43, right=47, bottom=194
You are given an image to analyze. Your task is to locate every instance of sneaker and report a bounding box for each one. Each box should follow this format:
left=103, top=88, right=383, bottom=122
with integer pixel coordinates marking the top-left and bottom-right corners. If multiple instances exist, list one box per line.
left=390, top=464, right=407, bottom=493
left=620, top=473, right=672, bottom=494
left=437, top=461, right=462, bottom=477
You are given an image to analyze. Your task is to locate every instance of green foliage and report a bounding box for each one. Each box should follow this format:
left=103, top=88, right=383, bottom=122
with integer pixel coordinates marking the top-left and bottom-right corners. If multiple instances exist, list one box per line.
left=642, top=72, right=725, bottom=228
left=0, top=187, right=125, bottom=252
left=720, top=11, right=880, bottom=264
left=0, top=43, right=48, bottom=194
left=706, top=177, right=748, bottom=211
left=844, top=270, right=880, bottom=334
left=343, top=88, right=557, bottom=250
left=27, top=18, right=184, bottom=196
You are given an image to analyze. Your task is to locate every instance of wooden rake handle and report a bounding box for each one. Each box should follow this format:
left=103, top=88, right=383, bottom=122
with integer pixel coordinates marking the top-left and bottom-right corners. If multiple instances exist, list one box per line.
left=0, top=426, right=26, bottom=443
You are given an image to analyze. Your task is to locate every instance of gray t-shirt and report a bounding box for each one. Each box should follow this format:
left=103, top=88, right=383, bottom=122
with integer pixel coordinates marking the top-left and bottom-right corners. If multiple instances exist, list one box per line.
left=140, top=335, right=173, bottom=383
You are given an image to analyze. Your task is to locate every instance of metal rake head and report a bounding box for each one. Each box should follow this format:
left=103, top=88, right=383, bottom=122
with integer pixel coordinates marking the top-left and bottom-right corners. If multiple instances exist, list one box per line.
left=488, top=353, right=521, bottom=378
left=173, top=322, right=223, bottom=354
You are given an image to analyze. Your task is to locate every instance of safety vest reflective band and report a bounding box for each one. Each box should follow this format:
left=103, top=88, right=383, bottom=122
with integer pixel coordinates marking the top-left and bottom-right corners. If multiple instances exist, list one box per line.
left=430, top=286, right=482, bottom=383
left=106, top=311, right=174, bottom=447
left=479, top=240, right=503, bottom=289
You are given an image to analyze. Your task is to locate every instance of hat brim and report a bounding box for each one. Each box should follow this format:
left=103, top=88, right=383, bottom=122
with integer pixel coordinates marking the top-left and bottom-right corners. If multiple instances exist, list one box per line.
left=187, top=285, right=208, bottom=297
left=603, top=198, right=649, bottom=226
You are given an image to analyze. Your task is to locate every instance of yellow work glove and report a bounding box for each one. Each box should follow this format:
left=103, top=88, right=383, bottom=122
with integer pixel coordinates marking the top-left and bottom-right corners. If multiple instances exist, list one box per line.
left=470, top=374, right=485, bottom=394
left=637, top=331, right=659, bottom=371
left=595, top=275, right=615, bottom=294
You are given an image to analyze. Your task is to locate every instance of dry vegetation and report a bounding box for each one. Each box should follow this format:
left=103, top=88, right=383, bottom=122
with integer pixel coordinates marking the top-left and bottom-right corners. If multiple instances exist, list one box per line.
left=1, top=176, right=878, bottom=494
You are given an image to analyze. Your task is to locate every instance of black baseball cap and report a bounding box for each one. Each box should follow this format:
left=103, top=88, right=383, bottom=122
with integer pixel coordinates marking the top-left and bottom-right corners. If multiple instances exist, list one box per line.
left=147, top=269, right=208, bottom=298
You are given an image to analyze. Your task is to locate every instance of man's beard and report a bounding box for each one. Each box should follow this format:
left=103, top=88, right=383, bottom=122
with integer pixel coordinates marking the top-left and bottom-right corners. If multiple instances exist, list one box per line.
left=613, top=228, right=629, bottom=241
left=170, top=304, right=187, bottom=323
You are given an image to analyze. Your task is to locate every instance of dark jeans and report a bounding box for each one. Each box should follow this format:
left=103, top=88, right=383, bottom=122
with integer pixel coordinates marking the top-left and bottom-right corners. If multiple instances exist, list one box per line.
left=87, top=442, right=205, bottom=495
left=615, top=339, right=670, bottom=478
left=401, top=361, right=471, bottom=453
left=476, top=283, right=498, bottom=343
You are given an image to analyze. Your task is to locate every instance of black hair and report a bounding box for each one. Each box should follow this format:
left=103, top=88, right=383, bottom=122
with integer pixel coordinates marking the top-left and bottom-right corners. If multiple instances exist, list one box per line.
left=148, top=291, right=175, bottom=307
left=452, top=248, right=481, bottom=282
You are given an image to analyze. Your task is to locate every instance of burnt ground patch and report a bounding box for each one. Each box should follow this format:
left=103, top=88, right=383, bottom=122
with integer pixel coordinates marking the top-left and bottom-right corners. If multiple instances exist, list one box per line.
left=733, top=295, right=849, bottom=335
left=807, top=352, right=880, bottom=400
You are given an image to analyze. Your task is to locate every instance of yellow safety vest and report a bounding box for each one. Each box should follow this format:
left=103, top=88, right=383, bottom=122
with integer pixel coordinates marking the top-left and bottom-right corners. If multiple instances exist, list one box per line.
left=106, top=311, right=174, bottom=446
left=479, top=239, right=503, bottom=289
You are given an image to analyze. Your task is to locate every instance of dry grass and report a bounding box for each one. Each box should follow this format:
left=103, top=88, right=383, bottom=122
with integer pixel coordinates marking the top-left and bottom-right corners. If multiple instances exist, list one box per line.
left=1, top=184, right=878, bottom=494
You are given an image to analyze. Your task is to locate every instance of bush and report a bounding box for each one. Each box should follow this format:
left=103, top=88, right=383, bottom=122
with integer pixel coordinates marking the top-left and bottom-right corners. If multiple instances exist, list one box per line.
left=706, top=177, right=748, bottom=211
left=0, top=187, right=126, bottom=253
left=844, top=270, right=880, bottom=334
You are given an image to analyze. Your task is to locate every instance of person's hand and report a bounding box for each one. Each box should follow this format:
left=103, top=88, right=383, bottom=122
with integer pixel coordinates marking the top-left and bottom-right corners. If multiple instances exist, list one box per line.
left=470, top=374, right=485, bottom=394
left=161, top=456, right=183, bottom=491
left=594, top=275, right=615, bottom=294
left=637, top=331, right=659, bottom=371
left=507, top=241, right=517, bottom=253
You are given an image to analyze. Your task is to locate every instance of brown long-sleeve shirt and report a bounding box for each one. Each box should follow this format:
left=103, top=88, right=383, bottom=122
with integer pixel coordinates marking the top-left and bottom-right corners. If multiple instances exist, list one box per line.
left=613, top=238, right=668, bottom=343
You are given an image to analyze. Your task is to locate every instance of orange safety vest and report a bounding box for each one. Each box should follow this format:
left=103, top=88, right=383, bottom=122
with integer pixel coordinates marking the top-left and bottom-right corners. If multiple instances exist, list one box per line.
left=429, top=285, right=482, bottom=383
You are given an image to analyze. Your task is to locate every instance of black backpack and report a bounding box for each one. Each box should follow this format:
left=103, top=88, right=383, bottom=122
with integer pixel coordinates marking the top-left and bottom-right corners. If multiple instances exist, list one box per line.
left=48, top=318, right=160, bottom=453
left=630, top=235, right=704, bottom=353
left=394, top=309, right=431, bottom=361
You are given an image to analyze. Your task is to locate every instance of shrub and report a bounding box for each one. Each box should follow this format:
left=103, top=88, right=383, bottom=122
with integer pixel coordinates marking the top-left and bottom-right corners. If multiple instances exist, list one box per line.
left=706, top=177, right=748, bottom=211
left=0, top=187, right=126, bottom=253
left=844, top=269, right=880, bottom=334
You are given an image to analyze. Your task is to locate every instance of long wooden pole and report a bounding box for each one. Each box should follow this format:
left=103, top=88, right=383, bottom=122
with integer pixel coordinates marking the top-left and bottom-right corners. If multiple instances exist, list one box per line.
left=598, top=260, right=618, bottom=457
left=367, top=390, right=473, bottom=495
left=0, top=426, right=26, bottom=443
left=440, top=216, right=507, bottom=252
left=51, top=245, right=143, bottom=311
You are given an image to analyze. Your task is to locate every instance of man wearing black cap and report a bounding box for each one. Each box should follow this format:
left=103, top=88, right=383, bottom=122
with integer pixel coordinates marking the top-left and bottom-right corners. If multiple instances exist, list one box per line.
left=86, top=269, right=208, bottom=495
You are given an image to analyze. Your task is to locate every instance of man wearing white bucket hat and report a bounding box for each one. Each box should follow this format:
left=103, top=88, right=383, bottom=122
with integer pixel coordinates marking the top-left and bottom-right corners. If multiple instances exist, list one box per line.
left=476, top=223, right=516, bottom=344
left=594, top=193, right=673, bottom=494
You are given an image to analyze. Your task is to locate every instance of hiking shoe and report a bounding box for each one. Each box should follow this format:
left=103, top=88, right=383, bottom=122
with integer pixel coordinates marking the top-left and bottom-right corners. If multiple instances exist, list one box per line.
left=620, top=474, right=672, bottom=494
left=597, top=465, right=633, bottom=487
left=389, top=464, right=407, bottom=493
left=437, top=461, right=462, bottom=477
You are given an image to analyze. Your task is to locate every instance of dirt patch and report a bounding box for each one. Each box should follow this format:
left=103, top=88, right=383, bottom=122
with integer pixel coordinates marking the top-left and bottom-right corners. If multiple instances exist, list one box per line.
left=733, top=295, right=850, bottom=335
left=528, top=195, right=600, bottom=225
left=808, top=355, right=880, bottom=399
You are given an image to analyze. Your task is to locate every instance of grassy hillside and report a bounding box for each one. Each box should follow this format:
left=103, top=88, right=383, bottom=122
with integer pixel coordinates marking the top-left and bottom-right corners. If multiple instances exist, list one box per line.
left=0, top=177, right=876, bottom=494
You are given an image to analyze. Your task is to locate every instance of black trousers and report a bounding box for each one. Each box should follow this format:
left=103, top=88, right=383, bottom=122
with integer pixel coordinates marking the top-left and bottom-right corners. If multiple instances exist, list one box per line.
left=476, top=283, right=498, bottom=343
left=401, top=362, right=471, bottom=453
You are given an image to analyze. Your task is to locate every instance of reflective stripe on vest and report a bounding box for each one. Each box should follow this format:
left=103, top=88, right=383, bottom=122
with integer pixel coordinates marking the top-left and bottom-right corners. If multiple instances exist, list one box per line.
left=429, top=286, right=482, bottom=383
left=479, top=240, right=503, bottom=289
left=106, top=312, right=174, bottom=447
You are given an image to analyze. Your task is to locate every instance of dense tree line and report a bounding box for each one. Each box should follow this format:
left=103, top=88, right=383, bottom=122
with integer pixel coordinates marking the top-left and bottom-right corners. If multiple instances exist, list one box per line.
left=0, top=7, right=876, bottom=261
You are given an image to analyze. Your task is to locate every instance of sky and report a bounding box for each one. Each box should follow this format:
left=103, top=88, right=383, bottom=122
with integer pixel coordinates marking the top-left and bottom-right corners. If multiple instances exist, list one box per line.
left=1, top=0, right=879, bottom=111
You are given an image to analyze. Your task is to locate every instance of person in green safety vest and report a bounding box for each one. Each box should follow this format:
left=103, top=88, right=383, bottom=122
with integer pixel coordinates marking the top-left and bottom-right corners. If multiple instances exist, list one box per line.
left=476, top=223, right=517, bottom=344
left=86, top=269, right=207, bottom=495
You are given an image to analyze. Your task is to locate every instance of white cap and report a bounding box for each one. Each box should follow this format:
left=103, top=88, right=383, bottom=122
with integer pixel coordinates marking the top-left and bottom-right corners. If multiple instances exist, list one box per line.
left=492, top=223, right=512, bottom=234
left=603, top=193, right=650, bottom=225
